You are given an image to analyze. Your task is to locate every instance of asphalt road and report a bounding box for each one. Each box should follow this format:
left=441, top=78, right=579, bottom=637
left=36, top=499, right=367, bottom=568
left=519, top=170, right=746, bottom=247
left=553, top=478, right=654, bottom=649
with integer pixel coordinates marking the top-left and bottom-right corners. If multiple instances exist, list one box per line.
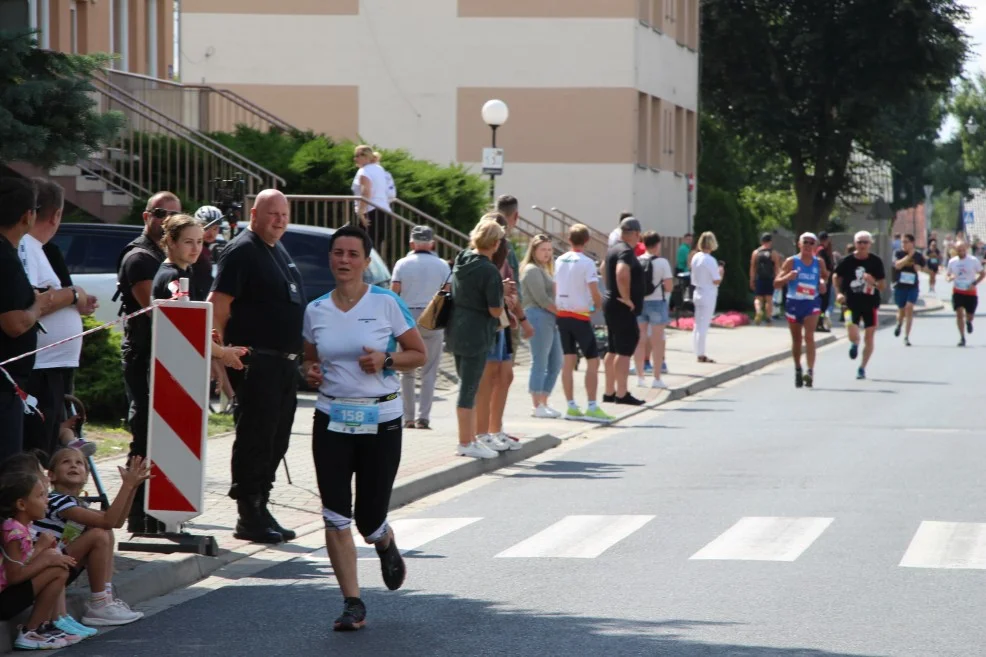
left=67, top=302, right=986, bottom=657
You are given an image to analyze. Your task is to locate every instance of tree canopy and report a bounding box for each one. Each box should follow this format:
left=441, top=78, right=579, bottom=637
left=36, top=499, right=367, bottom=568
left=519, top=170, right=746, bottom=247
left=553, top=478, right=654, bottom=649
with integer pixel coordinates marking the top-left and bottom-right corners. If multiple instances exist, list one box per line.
left=701, top=0, right=968, bottom=233
left=0, top=29, right=122, bottom=169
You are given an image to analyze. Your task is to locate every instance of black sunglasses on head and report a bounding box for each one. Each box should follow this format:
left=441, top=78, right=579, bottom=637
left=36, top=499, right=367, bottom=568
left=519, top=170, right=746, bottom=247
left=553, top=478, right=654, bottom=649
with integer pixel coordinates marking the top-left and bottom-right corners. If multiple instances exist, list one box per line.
left=149, top=208, right=180, bottom=219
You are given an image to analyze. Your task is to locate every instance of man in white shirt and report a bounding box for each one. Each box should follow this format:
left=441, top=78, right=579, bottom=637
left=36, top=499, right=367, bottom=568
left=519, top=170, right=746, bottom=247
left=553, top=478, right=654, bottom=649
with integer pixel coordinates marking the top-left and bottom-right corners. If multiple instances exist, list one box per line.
left=946, top=241, right=985, bottom=347
left=607, top=211, right=634, bottom=248
left=391, top=226, right=450, bottom=429
left=554, top=225, right=614, bottom=423
left=19, top=179, right=97, bottom=455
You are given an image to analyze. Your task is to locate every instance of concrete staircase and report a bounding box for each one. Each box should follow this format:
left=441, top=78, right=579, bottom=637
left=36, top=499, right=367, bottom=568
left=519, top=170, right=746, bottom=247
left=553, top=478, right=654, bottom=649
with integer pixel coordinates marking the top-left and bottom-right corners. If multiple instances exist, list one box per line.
left=6, top=160, right=132, bottom=223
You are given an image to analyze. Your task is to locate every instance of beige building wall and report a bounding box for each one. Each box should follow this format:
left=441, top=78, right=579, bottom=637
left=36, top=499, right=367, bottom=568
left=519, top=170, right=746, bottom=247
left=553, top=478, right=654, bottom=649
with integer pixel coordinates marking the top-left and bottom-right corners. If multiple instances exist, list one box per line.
left=181, top=0, right=699, bottom=236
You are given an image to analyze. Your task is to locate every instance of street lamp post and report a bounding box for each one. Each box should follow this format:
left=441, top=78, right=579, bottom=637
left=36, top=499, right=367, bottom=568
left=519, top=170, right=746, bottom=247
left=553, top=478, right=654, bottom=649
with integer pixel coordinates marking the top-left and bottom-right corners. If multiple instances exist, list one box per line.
left=481, top=99, right=509, bottom=204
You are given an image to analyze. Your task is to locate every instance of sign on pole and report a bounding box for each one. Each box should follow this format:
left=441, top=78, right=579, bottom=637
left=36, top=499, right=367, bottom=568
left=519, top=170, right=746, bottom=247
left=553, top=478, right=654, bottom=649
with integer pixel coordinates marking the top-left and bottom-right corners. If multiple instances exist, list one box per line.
left=146, top=290, right=211, bottom=532
left=964, top=210, right=975, bottom=226
left=924, top=184, right=934, bottom=199
left=482, top=147, right=504, bottom=175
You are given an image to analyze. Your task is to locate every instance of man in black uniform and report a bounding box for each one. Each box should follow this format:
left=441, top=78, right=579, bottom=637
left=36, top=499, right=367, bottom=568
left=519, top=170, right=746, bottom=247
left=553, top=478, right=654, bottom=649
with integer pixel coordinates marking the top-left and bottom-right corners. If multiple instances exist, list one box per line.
left=209, top=189, right=304, bottom=544
left=0, top=178, right=53, bottom=461
left=117, top=191, right=181, bottom=532
left=602, top=216, right=645, bottom=407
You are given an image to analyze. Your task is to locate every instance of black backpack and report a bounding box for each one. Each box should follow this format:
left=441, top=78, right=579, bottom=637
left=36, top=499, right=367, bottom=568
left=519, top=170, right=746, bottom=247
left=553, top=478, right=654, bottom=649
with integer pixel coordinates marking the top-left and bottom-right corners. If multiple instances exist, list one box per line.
left=640, top=255, right=659, bottom=297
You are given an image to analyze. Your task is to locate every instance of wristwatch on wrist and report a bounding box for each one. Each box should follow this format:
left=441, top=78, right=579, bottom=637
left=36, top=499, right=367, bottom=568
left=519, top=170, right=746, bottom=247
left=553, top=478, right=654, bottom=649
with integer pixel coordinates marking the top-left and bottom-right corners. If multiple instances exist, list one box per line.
left=70, top=287, right=79, bottom=305
left=383, top=352, right=394, bottom=369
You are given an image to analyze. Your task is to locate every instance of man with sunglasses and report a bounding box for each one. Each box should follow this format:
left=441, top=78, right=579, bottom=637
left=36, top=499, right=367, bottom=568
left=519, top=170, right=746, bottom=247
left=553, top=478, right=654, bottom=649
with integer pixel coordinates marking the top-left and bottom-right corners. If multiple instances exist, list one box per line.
left=116, top=191, right=181, bottom=533
left=776, top=233, right=828, bottom=388
left=833, top=231, right=886, bottom=380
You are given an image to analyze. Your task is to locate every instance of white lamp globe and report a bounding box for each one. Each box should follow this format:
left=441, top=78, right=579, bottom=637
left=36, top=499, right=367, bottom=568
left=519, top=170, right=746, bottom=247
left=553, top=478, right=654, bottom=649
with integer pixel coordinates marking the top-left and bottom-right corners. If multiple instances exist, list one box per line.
left=967, top=117, right=979, bottom=136
left=482, top=99, right=509, bottom=127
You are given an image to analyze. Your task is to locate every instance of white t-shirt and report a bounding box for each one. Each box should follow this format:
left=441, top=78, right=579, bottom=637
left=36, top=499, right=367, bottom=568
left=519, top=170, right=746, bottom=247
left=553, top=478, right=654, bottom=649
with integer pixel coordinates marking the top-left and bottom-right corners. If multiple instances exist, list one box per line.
left=608, top=227, right=622, bottom=247
left=384, top=170, right=397, bottom=201
left=355, top=163, right=392, bottom=212
left=18, top=234, right=83, bottom=369
left=554, top=250, right=599, bottom=318
left=947, top=255, right=983, bottom=294
left=302, top=285, right=414, bottom=423
left=392, top=251, right=451, bottom=310
left=690, top=252, right=721, bottom=300
left=641, top=255, right=673, bottom=302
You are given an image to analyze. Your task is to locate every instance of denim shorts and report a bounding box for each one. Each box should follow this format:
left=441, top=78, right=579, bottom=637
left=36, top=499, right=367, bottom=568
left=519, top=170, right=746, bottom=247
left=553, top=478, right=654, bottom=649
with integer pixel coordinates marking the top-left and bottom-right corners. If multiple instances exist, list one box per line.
left=894, top=286, right=919, bottom=308
left=486, top=330, right=513, bottom=362
left=637, top=300, right=670, bottom=326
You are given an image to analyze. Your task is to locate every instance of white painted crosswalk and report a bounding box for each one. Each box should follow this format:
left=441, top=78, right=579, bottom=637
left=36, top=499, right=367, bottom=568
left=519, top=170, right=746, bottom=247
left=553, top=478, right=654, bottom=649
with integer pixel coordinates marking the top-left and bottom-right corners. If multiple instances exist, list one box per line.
left=299, top=514, right=986, bottom=571
left=690, top=516, right=834, bottom=562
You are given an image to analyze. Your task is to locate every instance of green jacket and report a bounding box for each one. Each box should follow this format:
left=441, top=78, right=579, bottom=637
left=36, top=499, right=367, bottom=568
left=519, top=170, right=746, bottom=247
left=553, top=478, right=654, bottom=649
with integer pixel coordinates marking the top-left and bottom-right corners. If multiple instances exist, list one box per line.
left=447, top=249, right=504, bottom=357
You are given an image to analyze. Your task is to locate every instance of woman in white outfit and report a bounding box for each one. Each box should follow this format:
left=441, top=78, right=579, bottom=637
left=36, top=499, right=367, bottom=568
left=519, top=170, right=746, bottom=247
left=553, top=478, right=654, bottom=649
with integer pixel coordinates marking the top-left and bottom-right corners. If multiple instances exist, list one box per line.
left=690, top=231, right=723, bottom=363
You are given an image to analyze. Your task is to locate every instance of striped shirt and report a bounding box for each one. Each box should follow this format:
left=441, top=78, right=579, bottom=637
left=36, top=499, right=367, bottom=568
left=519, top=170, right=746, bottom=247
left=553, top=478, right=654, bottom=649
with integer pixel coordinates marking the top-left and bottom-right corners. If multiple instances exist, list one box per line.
left=34, top=492, right=87, bottom=545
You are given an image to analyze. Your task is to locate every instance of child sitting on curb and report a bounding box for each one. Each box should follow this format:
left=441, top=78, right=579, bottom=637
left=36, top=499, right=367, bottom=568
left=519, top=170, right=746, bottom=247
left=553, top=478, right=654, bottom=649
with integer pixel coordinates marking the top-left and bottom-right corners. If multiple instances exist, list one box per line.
left=0, top=469, right=82, bottom=650
left=34, top=448, right=150, bottom=627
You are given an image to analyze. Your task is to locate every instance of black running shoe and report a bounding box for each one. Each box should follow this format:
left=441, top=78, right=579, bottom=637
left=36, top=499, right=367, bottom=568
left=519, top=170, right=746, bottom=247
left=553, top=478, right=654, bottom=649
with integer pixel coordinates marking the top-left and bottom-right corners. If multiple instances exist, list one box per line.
left=959, top=337, right=967, bottom=347
left=803, top=370, right=813, bottom=388
left=334, top=597, right=367, bottom=632
left=894, top=323, right=901, bottom=337
left=795, top=369, right=803, bottom=388
left=602, top=394, right=617, bottom=403
left=904, top=337, right=911, bottom=347
left=615, top=393, right=645, bottom=406
left=376, top=537, right=406, bottom=591
left=967, top=320, right=974, bottom=334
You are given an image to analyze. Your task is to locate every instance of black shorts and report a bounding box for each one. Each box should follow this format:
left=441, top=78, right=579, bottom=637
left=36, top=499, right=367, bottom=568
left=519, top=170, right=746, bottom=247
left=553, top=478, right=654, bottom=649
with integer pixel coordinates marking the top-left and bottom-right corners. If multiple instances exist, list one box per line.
left=953, top=293, right=979, bottom=315
left=312, top=411, right=402, bottom=541
left=848, top=305, right=879, bottom=329
left=604, top=303, right=640, bottom=357
left=0, top=580, right=34, bottom=620
left=556, top=316, right=599, bottom=359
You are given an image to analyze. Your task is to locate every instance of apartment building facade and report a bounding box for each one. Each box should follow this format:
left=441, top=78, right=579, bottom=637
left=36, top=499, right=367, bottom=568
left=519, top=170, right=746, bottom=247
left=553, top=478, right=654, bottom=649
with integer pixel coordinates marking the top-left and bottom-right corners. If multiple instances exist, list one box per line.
left=179, top=0, right=700, bottom=236
left=2, top=0, right=173, bottom=78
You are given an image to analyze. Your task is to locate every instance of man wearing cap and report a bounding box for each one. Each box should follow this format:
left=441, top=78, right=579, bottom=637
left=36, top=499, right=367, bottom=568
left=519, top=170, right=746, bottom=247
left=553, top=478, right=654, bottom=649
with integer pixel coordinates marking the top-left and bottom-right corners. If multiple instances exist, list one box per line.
left=391, top=226, right=451, bottom=429
left=602, top=217, right=645, bottom=406
left=750, top=233, right=782, bottom=324
left=775, top=233, right=828, bottom=388
left=833, top=231, right=886, bottom=380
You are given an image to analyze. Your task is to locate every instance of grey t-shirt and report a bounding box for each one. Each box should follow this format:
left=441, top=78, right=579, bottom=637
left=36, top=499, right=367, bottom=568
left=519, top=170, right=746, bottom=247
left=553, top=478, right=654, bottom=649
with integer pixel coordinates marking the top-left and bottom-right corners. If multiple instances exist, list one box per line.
left=391, top=250, right=452, bottom=309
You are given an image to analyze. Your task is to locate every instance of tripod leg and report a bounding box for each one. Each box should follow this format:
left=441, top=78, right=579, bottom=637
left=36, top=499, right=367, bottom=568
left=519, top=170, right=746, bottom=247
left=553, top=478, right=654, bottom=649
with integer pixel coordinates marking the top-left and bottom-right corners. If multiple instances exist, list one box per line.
left=282, top=458, right=292, bottom=485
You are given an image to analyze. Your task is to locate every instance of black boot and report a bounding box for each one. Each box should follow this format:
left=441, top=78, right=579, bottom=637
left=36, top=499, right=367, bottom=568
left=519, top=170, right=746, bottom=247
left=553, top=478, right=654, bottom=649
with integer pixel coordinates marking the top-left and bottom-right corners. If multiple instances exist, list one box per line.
left=262, top=492, right=296, bottom=541
left=234, top=495, right=284, bottom=544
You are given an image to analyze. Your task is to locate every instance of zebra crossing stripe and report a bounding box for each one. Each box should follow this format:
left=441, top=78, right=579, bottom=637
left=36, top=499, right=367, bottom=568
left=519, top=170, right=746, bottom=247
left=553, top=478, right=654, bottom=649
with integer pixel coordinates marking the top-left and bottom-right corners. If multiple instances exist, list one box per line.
left=900, top=521, right=986, bottom=569
left=690, top=516, right=833, bottom=562
left=495, top=515, right=655, bottom=559
left=306, top=517, right=482, bottom=561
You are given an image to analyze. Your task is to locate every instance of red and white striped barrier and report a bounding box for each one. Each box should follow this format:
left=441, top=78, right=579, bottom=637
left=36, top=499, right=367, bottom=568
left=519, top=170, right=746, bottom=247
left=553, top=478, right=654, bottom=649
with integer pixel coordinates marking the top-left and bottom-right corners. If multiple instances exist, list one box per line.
left=145, top=279, right=212, bottom=531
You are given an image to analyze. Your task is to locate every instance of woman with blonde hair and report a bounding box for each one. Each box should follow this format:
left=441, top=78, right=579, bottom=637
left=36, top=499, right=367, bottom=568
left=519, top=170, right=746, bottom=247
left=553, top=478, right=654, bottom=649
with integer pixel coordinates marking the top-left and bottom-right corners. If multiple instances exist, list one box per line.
left=351, top=144, right=392, bottom=252
left=520, top=235, right=563, bottom=417
left=447, top=216, right=509, bottom=459
left=690, top=231, right=724, bottom=363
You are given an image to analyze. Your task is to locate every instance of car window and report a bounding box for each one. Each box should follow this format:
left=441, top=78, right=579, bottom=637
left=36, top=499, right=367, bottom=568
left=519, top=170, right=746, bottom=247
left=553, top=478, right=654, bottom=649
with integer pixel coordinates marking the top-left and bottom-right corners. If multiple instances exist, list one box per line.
left=52, top=230, right=139, bottom=275
left=280, top=232, right=335, bottom=300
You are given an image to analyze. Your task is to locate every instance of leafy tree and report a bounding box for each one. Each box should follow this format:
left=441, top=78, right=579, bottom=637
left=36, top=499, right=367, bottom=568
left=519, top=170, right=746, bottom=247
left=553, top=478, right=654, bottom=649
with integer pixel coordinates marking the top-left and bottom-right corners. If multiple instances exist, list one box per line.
left=0, top=30, right=122, bottom=168
left=701, top=0, right=968, bottom=233
left=694, top=187, right=754, bottom=310
left=950, top=73, right=986, bottom=186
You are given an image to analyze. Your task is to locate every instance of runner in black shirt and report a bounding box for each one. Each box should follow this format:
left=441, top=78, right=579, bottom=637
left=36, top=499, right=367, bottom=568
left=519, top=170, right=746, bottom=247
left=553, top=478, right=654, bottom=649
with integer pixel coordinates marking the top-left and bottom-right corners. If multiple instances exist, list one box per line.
left=815, top=231, right=836, bottom=332
left=891, top=233, right=926, bottom=346
left=602, top=216, right=645, bottom=407
left=117, top=191, right=179, bottom=533
left=833, top=231, right=886, bottom=380
left=926, top=238, right=942, bottom=291
left=0, top=178, right=53, bottom=461
left=209, top=189, right=305, bottom=545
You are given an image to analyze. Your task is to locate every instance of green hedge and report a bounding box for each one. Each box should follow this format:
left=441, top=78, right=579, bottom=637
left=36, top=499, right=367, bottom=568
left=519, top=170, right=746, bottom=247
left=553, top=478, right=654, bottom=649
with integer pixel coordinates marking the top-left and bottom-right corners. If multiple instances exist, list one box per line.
left=694, top=186, right=756, bottom=311
left=75, top=316, right=128, bottom=423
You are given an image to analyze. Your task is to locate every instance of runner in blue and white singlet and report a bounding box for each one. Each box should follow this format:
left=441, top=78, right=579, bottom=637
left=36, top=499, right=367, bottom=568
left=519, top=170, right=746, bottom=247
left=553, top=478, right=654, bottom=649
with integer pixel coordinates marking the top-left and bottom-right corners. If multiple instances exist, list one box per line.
left=776, top=232, right=830, bottom=389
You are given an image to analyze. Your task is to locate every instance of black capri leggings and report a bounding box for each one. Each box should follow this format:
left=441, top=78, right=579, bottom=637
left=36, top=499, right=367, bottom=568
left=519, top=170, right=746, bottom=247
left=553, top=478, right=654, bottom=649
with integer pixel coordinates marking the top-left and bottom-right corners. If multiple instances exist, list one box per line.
left=454, top=353, right=487, bottom=409
left=312, top=411, right=402, bottom=541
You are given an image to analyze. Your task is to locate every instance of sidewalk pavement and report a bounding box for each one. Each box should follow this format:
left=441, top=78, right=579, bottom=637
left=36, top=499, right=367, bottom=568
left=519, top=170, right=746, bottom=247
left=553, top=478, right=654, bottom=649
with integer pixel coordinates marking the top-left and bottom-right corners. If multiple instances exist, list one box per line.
left=0, top=292, right=944, bottom=650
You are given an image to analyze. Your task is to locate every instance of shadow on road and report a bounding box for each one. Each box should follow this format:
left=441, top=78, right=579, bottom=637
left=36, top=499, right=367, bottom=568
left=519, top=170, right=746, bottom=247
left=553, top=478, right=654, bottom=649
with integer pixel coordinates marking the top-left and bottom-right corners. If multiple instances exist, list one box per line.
left=506, top=460, right=643, bottom=480
left=69, top=560, right=885, bottom=657
left=808, top=388, right=897, bottom=395
left=867, top=379, right=949, bottom=385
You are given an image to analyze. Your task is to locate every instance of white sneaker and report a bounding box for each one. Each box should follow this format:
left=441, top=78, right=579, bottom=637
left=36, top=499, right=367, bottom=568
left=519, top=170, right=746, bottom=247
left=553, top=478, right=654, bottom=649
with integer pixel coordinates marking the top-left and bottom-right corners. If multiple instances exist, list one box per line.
left=532, top=404, right=554, bottom=418
left=479, top=433, right=510, bottom=452
left=542, top=405, right=562, bottom=418
left=491, top=431, right=522, bottom=451
left=637, top=377, right=647, bottom=387
left=651, top=379, right=668, bottom=389
left=457, top=441, right=498, bottom=459
left=82, top=599, right=144, bottom=626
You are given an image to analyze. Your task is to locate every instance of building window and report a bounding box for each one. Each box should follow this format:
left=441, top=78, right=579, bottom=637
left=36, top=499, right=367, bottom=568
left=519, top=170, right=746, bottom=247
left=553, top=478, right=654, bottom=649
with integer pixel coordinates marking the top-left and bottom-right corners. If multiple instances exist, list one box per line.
left=69, top=1, right=77, bottom=53
left=0, top=0, right=30, bottom=30
left=651, top=97, right=662, bottom=170
left=637, top=0, right=649, bottom=25
left=675, top=107, right=685, bottom=172
left=688, top=0, right=699, bottom=49
left=676, top=0, right=686, bottom=45
left=686, top=110, right=697, bottom=173
left=637, top=92, right=649, bottom=167
left=651, top=0, right=662, bottom=31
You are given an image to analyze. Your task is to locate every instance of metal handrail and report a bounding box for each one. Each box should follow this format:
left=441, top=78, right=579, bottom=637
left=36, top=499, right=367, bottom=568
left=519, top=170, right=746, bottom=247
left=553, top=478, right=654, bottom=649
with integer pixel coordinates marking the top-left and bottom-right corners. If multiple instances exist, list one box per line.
left=105, top=70, right=298, bottom=133
left=391, top=198, right=471, bottom=241
left=76, top=158, right=149, bottom=201
left=96, top=75, right=285, bottom=188
left=551, top=206, right=612, bottom=243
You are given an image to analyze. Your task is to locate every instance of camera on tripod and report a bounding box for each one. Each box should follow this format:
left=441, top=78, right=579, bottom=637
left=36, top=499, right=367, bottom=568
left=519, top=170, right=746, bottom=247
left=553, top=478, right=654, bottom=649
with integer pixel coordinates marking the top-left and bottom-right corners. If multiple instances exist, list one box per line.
left=209, top=178, right=246, bottom=236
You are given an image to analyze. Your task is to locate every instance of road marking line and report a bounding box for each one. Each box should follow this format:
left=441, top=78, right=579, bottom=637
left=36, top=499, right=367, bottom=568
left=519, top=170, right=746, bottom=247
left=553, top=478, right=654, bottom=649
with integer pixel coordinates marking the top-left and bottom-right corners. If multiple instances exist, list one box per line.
left=495, top=515, right=655, bottom=559
left=900, top=521, right=986, bottom=569
left=306, top=517, right=482, bottom=560
left=690, top=516, right=833, bottom=562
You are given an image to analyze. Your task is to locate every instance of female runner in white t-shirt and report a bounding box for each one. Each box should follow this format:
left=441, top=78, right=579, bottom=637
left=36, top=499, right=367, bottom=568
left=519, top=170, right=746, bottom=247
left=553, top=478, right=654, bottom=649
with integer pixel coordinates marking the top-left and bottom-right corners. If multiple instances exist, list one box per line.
left=300, top=225, right=426, bottom=632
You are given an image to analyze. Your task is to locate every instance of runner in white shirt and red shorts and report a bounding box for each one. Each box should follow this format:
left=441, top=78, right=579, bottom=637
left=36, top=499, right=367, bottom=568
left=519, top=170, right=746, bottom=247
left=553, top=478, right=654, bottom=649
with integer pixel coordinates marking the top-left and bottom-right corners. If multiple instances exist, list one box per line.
left=946, top=241, right=985, bottom=347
